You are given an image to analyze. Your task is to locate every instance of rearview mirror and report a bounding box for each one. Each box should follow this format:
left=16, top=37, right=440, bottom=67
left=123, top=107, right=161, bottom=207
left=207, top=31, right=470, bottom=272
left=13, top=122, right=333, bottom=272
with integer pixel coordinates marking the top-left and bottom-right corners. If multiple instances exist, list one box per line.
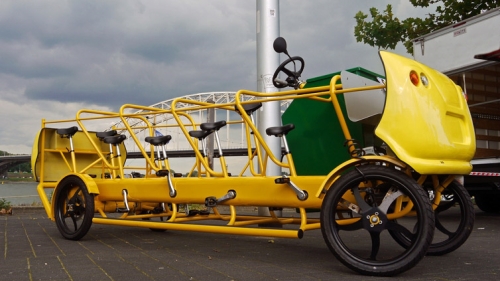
left=273, top=37, right=288, bottom=55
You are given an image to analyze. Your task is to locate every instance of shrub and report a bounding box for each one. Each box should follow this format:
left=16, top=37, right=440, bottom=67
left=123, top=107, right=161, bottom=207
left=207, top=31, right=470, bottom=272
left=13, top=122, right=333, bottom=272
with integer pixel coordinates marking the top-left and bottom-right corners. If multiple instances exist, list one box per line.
left=0, top=198, right=11, bottom=210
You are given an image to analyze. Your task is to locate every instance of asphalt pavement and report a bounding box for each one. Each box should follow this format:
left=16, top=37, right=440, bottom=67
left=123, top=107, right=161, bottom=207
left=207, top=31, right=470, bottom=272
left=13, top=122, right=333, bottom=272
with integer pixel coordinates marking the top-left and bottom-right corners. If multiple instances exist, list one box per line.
left=1, top=207, right=499, bottom=281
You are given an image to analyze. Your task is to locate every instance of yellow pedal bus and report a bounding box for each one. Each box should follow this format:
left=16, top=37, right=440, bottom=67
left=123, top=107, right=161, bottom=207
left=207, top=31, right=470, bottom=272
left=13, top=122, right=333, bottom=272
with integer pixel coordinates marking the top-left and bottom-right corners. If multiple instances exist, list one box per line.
left=31, top=38, right=475, bottom=276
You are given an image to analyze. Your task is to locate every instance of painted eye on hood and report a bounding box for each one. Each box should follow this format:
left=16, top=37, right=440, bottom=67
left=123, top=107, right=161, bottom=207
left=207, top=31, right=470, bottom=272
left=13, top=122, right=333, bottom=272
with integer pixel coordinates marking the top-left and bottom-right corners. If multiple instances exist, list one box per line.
left=420, top=73, right=429, bottom=87
left=410, top=71, right=419, bottom=86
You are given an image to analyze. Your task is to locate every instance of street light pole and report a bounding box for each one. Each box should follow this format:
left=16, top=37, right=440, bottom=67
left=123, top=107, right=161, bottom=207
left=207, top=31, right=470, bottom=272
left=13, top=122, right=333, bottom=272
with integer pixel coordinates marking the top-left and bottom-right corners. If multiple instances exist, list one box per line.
left=256, top=0, right=281, bottom=217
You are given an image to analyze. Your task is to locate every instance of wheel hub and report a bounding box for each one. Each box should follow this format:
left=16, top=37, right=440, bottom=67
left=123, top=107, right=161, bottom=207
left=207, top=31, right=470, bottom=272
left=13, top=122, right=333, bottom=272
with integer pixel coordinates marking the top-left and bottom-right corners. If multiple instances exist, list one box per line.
left=368, top=213, right=382, bottom=227
left=363, top=209, right=387, bottom=232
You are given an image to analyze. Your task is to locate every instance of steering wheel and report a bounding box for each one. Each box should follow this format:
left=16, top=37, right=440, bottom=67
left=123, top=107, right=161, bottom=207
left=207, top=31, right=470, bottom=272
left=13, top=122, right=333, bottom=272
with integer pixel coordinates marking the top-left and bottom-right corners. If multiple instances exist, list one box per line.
left=272, top=56, right=305, bottom=88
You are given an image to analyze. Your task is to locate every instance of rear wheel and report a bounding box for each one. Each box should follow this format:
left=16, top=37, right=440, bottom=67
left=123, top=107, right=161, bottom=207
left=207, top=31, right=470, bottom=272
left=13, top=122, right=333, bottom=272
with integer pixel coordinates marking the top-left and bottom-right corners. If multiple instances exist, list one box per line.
left=320, top=165, right=434, bottom=276
left=54, top=176, right=94, bottom=240
left=389, top=180, right=475, bottom=255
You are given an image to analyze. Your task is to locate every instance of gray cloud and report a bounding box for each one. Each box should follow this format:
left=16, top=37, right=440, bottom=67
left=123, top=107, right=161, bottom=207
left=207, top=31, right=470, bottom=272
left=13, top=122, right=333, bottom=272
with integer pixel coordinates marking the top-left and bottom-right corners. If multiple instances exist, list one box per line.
left=0, top=0, right=433, bottom=153
left=1, top=1, right=258, bottom=107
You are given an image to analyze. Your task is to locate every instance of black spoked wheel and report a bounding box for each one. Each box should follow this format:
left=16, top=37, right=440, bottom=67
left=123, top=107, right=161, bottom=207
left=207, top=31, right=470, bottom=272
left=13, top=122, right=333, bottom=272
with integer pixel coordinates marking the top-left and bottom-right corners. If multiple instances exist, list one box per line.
left=54, top=176, right=94, bottom=240
left=320, top=165, right=434, bottom=277
left=389, top=180, right=475, bottom=256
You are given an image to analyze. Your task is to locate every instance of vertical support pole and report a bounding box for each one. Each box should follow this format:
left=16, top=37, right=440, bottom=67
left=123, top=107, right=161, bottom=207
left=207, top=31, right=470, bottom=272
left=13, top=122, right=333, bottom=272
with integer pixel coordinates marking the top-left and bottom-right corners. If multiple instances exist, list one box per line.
left=206, top=99, right=215, bottom=169
left=68, top=135, right=77, bottom=173
left=257, top=0, right=281, bottom=218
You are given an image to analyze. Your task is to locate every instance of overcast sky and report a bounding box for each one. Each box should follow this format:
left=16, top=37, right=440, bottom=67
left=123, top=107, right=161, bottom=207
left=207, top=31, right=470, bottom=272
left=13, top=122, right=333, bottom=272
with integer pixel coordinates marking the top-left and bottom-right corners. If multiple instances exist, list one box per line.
left=0, top=1, right=432, bottom=154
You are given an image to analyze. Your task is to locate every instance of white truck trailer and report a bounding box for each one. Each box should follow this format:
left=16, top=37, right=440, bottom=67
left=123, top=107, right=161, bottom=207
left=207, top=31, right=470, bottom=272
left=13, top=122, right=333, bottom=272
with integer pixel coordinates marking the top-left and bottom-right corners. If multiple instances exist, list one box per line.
left=412, top=7, right=500, bottom=212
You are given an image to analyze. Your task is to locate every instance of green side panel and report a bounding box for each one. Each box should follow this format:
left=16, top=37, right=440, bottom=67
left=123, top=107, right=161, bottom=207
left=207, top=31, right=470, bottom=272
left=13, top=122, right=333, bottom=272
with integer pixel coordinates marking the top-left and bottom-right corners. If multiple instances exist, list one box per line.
left=282, top=67, right=383, bottom=176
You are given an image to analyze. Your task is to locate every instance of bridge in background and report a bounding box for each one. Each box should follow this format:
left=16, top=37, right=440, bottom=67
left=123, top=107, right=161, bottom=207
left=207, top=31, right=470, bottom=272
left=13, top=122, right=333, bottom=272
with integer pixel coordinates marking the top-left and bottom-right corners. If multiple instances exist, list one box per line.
left=0, top=92, right=291, bottom=177
left=0, top=149, right=255, bottom=177
left=0, top=154, right=31, bottom=177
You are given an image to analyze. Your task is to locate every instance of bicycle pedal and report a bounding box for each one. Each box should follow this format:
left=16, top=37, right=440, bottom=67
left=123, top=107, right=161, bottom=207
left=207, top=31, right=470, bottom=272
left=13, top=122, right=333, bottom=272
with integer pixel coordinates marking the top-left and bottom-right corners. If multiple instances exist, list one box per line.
left=205, top=196, right=217, bottom=207
left=275, top=177, right=290, bottom=184
left=199, top=210, right=210, bottom=215
left=116, top=208, right=129, bottom=213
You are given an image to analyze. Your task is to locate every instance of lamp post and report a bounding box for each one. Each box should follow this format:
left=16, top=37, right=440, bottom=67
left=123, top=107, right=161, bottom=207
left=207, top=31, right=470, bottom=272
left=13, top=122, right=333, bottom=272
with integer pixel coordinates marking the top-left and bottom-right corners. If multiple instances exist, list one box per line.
left=256, top=0, right=282, bottom=217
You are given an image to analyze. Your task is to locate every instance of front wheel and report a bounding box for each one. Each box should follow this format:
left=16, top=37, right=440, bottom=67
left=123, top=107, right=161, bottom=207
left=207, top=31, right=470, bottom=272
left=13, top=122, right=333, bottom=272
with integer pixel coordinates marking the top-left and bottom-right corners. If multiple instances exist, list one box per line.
left=320, top=165, right=434, bottom=277
left=54, top=176, right=94, bottom=240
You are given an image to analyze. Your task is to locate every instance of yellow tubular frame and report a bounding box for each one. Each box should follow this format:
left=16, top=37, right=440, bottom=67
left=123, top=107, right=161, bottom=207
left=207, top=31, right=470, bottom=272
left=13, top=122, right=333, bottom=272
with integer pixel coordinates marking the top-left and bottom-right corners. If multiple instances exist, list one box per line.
left=31, top=51, right=475, bottom=240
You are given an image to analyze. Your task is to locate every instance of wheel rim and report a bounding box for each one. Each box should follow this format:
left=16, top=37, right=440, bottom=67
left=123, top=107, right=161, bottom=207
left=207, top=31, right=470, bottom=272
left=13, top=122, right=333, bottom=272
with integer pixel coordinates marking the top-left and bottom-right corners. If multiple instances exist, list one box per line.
left=334, top=186, right=423, bottom=264
left=433, top=186, right=465, bottom=247
left=321, top=166, right=434, bottom=276
left=54, top=177, right=94, bottom=240
left=57, top=186, right=86, bottom=234
left=389, top=180, right=474, bottom=255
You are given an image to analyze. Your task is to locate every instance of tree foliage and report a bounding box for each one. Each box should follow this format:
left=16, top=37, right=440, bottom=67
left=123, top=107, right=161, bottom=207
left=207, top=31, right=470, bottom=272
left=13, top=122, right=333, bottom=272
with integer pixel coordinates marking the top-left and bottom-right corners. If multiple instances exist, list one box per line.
left=9, top=162, right=31, bottom=173
left=354, top=0, right=500, bottom=54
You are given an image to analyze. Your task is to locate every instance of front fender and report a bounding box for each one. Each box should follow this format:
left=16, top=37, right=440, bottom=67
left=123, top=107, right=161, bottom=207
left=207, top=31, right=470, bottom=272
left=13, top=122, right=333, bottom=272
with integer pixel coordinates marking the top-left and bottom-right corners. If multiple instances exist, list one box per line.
left=50, top=174, right=100, bottom=211
left=315, top=155, right=407, bottom=198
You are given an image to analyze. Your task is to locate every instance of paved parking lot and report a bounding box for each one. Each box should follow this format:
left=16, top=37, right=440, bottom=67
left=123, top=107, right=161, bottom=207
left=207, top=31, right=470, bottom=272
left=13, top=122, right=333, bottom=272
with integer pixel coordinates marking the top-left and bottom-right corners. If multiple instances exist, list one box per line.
left=1, top=207, right=499, bottom=281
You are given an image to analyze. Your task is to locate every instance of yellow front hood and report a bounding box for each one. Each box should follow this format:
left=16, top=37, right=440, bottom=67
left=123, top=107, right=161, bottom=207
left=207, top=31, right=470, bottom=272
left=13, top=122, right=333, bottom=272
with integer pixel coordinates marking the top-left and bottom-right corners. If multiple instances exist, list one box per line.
left=376, top=51, right=475, bottom=175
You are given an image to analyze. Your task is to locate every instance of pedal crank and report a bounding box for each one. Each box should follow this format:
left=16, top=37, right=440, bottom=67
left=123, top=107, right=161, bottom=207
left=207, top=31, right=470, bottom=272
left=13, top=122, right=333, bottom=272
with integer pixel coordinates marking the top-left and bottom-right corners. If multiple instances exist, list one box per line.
left=205, top=190, right=236, bottom=207
left=156, top=169, right=177, bottom=197
left=116, top=189, right=130, bottom=213
left=275, top=175, right=308, bottom=201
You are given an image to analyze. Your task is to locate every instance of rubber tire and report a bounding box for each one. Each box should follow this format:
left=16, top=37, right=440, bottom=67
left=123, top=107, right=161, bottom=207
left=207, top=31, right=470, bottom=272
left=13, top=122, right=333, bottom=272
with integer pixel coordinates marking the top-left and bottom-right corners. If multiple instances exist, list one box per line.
left=54, top=176, right=94, bottom=240
left=389, top=180, right=475, bottom=256
left=475, top=194, right=500, bottom=213
left=320, top=165, right=434, bottom=277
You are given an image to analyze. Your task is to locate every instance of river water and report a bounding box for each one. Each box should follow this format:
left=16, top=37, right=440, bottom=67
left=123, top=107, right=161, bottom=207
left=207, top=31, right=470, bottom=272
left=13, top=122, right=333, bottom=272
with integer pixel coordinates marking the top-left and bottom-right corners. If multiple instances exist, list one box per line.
left=0, top=182, right=44, bottom=206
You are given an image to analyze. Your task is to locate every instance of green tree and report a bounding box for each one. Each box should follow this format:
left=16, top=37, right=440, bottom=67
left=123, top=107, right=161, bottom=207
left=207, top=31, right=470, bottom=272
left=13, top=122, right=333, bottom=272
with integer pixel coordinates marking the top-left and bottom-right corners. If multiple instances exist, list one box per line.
left=8, top=162, right=31, bottom=173
left=354, top=0, right=500, bottom=54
